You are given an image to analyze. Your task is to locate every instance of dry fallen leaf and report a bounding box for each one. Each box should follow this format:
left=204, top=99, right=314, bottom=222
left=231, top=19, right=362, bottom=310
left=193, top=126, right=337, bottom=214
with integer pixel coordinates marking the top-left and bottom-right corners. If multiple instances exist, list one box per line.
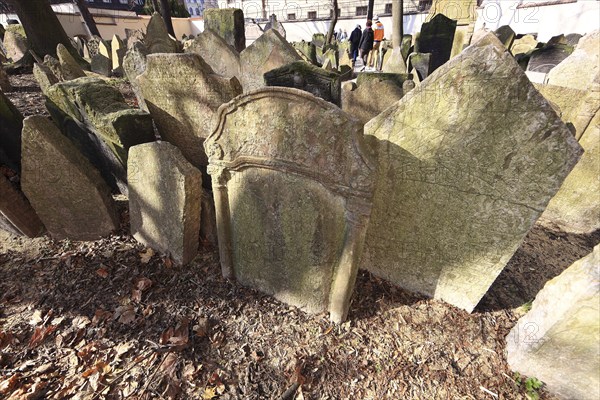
left=114, top=305, right=136, bottom=325
left=96, top=267, right=109, bottom=278
left=28, top=325, right=57, bottom=348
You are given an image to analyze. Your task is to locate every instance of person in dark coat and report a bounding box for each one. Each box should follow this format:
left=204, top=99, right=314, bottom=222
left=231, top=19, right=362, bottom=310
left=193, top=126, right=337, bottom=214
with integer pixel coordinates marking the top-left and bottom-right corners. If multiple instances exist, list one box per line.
left=349, top=24, right=362, bottom=63
left=358, top=20, right=374, bottom=71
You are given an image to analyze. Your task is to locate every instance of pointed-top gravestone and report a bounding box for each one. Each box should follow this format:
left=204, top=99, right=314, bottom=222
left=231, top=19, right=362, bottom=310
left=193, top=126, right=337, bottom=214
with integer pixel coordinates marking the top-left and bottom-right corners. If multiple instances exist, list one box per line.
left=33, top=63, right=58, bottom=94
left=494, top=25, right=515, bottom=49
left=128, top=142, right=202, bottom=265
left=361, top=33, right=583, bottom=312
left=204, top=87, right=376, bottom=323
left=111, top=35, right=125, bottom=73
left=185, top=28, right=241, bottom=79
left=145, top=13, right=178, bottom=54
left=264, top=14, right=286, bottom=38
left=57, top=43, right=87, bottom=80
left=203, top=8, right=246, bottom=52
left=239, top=29, right=302, bottom=92
left=21, top=116, right=119, bottom=240
left=137, top=53, right=242, bottom=171
left=415, top=13, right=457, bottom=73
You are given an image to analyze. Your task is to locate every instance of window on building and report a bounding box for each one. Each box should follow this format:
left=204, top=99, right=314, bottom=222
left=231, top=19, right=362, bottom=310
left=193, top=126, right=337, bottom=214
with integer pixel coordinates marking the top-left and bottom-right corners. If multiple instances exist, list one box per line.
left=308, top=11, right=317, bottom=19
left=288, top=13, right=296, bottom=20
left=195, top=7, right=200, bottom=15
left=356, top=6, right=367, bottom=16
left=189, top=7, right=194, bottom=15
left=384, top=3, right=392, bottom=14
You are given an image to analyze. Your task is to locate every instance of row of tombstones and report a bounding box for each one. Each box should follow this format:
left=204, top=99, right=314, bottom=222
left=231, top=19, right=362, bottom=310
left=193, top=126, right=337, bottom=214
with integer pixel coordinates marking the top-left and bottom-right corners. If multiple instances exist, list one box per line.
left=0, top=11, right=598, bottom=399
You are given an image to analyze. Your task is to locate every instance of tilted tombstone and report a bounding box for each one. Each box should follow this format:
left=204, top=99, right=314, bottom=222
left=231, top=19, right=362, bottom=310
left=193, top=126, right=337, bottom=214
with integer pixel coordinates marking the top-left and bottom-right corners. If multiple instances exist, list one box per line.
left=564, top=33, right=583, bottom=47
left=506, top=246, right=599, bottom=400
left=111, top=34, right=126, bottom=73
left=0, top=90, right=23, bottom=172
left=361, top=34, right=583, bottom=312
left=527, top=35, right=574, bottom=74
left=185, top=28, right=241, bottom=79
left=546, top=30, right=599, bottom=91
left=342, top=78, right=404, bottom=125
left=145, top=13, right=178, bottom=54
left=44, top=55, right=65, bottom=81
left=415, top=13, right=457, bottom=73
left=122, top=41, right=149, bottom=109
left=57, top=43, right=87, bottom=80
left=3, top=30, right=29, bottom=62
left=264, top=14, right=286, bottom=38
left=33, top=63, right=58, bottom=94
left=494, top=25, right=515, bottom=49
left=264, top=60, right=342, bottom=106
left=204, top=87, right=376, bottom=323
left=203, top=8, right=246, bottom=53
left=408, top=52, right=432, bottom=81
left=0, top=174, right=45, bottom=237
left=136, top=53, right=242, bottom=172
left=401, top=34, right=413, bottom=62
left=128, top=142, right=202, bottom=265
left=21, top=116, right=119, bottom=240
left=91, top=53, right=112, bottom=77
left=239, top=29, right=302, bottom=92
left=292, top=41, right=318, bottom=65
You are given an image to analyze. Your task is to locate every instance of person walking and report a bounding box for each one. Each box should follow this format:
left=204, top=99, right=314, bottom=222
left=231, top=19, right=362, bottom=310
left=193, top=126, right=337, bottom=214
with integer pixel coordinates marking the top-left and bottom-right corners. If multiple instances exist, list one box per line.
left=349, top=25, right=362, bottom=64
left=368, top=16, right=385, bottom=70
left=358, top=20, right=374, bottom=71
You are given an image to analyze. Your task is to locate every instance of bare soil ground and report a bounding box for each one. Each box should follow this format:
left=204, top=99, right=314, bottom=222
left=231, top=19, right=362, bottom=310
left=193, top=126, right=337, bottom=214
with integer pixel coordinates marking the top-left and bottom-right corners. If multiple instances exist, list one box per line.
left=1, top=73, right=598, bottom=399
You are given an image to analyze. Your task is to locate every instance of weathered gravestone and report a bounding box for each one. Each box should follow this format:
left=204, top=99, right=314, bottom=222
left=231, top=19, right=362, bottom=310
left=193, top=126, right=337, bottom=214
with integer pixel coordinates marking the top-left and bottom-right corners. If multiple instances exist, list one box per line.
left=33, top=63, right=58, bottom=94
left=264, top=14, right=286, bottom=38
left=43, top=55, right=65, bottom=81
left=0, top=174, right=45, bottom=237
left=128, top=142, right=202, bottom=265
left=239, top=29, right=302, bottom=92
left=145, top=13, right=178, bottom=54
left=361, top=33, right=583, bottom=312
left=91, top=54, right=112, bottom=77
left=408, top=52, right=432, bottom=81
left=342, top=78, right=404, bottom=126
left=415, top=13, right=457, bottom=73
left=527, top=35, right=574, bottom=74
left=292, top=41, right=318, bottom=65
left=0, top=66, right=11, bottom=91
left=21, top=116, right=119, bottom=240
left=264, top=61, right=341, bottom=106
left=204, top=87, right=375, bottom=323
left=0, top=90, right=23, bottom=172
left=510, top=34, right=538, bottom=56
left=45, top=77, right=155, bottom=168
left=541, top=107, right=600, bottom=234
left=111, top=35, right=125, bottom=73
left=204, top=8, right=246, bottom=53
left=57, top=43, right=86, bottom=80
left=3, top=30, right=29, bottom=62
left=185, top=29, right=241, bottom=79
left=86, top=36, right=102, bottom=59
left=123, top=41, right=149, bottom=109
left=506, top=246, right=599, bottom=400
left=137, top=53, right=242, bottom=171
left=494, top=25, right=515, bottom=49
left=565, top=33, right=583, bottom=46
left=546, top=30, right=599, bottom=91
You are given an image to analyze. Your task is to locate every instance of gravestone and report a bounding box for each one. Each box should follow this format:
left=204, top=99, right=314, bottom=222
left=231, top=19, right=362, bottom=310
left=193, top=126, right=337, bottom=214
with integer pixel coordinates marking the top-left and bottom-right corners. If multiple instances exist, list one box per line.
left=322, top=48, right=338, bottom=70
left=86, top=36, right=102, bottom=59
left=415, top=13, right=457, bottom=73
left=357, top=71, right=412, bottom=88
left=145, top=13, right=178, bottom=54
left=342, top=77, right=404, bottom=125
left=45, top=77, right=155, bottom=167
left=111, top=35, right=125, bottom=73
left=128, top=142, right=202, bottom=265
left=527, top=36, right=574, bottom=74
left=401, top=34, right=413, bottom=62
left=0, top=66, right=11, bottom=91
left=382, top=48, right=408, bottom=74
left=0, top=174, right=45, bottom=237
left=44, top=55, right=65, bottom=81
left=264, top=61, right=342, bottom=106
left=123, top=41, right=149, bottom=109
left=264, top=14, right=286, bottom=38
left=21, top=116, right=119, bottom=240
left=32, top=63, right=58, bottom=94
left=546, top=30, right=599, bottom=91
left=137, top=53, right=242, bottom=171
left=565, top=33, right=582, bottom=47
left=321, top=58, right=334, bottom=71
left=494, top=25, right=515, bottom=49
left=185, top=28, right=241, bottom=79
left=91, top=53, right=112, bottom=77
left=0, top=90, right=23, bottom=172
left=204, top=8, right=246, bottom=53
left=239, top=29, right=302, bottom=92
left=408, top=52, right=432, bottom=81
left=204, top=87, right=375, bottom=323
left=511, top=34, right=537, bottom=56
left=125, top=29, right=145, bottom=50
left=3, top=30, right=28, bottom=62
left=99, top=40, right=111, bottom=62
left=312, top=33, right=325, bottom=48
left=361, top=33, right=583, bottom=312
left=292, top=41, right=318, bottom=65
left=57, top=43, right=86, bottom=80
left=506, top=246, right=599, bottom=400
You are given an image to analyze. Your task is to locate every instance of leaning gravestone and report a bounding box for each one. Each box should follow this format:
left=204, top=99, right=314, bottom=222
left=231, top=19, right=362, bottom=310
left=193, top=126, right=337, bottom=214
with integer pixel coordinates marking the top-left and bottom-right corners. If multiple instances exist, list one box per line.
left=33, top=63, right=58, bottom=94
left=264, top=14, right=286, bottom=38
left=494, top=25, right=515, bottom=49
left=122, top=41, right=149, bottom=109
left=361, top=33, right=583, bottom=312
left=0, top=174, right=45, bottom=237
left=185, top=29, right=241, bottom=79
left=292, top=41, right=318, bottom=65
left=45, top=77, right=155, bottom=168
left=408, top=52, right=432, bottom=81
left=204, top=87, right=375, bottom=323
left=546, top=30, right=599, bottom=91
left=43, top=55, right=65, bottom=81
left=239, top=29, right=302, bottom=92
left=203, top=8, right=246, bottom=53
left=0, top=90, right=24, bottom=172
left=91, top=53, right=112, bottom=77
left=21, top=116, right=119, bottom=240
left=506, top=246, right=599, bottom=400
left=111, top=35, right=125, bottom=73
left=264, top=61, right=342, bottom=106
left=137, top=53, right=242, bottom=171
left=3, top=30, right=29, bottom=62
left=57, top=43, right=86, bottom=80
left=86, top=36, right=102, bottom=59
left=527, top=36, right=574, bottom=74
left=342, top=78, right=404, bottom=125
left=145, top=13, right=178, bottom=54
left=415, top=13, right=457, bottom=73
left=128, top=142, right=202, bottom=265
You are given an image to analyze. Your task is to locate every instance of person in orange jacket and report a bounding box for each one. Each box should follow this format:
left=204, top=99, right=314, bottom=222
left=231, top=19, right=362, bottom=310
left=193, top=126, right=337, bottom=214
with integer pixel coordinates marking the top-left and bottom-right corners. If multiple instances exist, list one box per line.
left=368, top=16, right=385, bottom=70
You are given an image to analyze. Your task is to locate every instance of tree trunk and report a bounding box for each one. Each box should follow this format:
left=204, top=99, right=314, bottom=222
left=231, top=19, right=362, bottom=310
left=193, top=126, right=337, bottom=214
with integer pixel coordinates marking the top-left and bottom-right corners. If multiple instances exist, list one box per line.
left=74, top=0, right=101, bottom=38
left=4, top=0, right=80, bottom=60
left=261, top=0, right=267, bottom=19
left=325, top=0, right=338, bottom=45
left=158, top=0, right=175, bottom=37
left=366, top=0, right=374, bottom=22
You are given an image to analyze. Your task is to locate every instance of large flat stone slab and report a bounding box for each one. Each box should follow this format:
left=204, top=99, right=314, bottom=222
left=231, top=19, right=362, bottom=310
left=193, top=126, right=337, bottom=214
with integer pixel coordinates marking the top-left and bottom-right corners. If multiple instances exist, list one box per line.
left=128, top=142, right=202, bottom=265
left=342, top=78, right=404, bottom=126
left=205, top=87, right=375, bottom=323
left=506, top=246, right=599, bottom=400
left=21, top=116, right=119, bottom=240
left=0, top=174, right=45, bottom=237
left=415, top=13, right=457, bottom=73
left=185, top=29, right=240, bottom=79
left=361, top=34, right=583, bottom=312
